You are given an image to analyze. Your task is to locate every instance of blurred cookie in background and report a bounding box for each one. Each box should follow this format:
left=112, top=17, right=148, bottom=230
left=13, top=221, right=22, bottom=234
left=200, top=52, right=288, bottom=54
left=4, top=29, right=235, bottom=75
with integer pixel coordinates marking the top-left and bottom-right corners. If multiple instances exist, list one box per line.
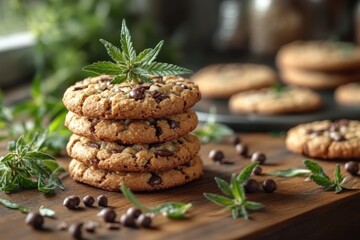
left=191, top=63, right=277, bottom=99
left=335, top=82, right=360, bottom=106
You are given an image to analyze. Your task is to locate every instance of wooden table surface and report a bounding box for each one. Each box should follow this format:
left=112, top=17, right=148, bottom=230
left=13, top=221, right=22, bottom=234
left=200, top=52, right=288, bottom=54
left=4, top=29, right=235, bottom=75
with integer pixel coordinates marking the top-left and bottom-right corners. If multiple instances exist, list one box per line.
left=1, top=133, right=360, bottom=240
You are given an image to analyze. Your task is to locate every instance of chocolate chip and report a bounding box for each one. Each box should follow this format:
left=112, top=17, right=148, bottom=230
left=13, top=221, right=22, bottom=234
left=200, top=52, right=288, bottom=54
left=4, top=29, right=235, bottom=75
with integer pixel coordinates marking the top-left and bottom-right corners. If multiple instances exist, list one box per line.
left=345, top=161, right=359, bottom=175
left=155, top=126, right=163, bottom=137
left=230, top=135, right=241, bottom=145
left=129, top=86, right=146, bottom=100
left=98, top=208, right=117, bottom=222
left=252, top=166, right=262, bottom=176
left=235, top=143, right=248, bottom=157
left=73, top=86, right=87, bottom=91
left=136, top=214, right=152, bottom=228
left=83, top=195, right=95, bottom=207
left=148, top=174, right=162, bottom=186
left=89, top=158, right=100, bottom=166
left=126, top=207, right=142, bottom=219
left=120, top=214, right=136, bottom=228
left=63, top=196, right=79, bottom=210
left=251, top=152, right=266, bottom=164
left=244, top=179, right=260, bottom=193
left=337, top=119, right=349, bottom=126
left=330, top=131, right=345, bottom=141
left=209, top=149, right=224, bottom=162
left=151, top=90, right=169, bottom=103
left=111, top=149, right=121, bottom=154
left=68, top=223, right=83, bottom=240
left=167, top=119, right=180, bottom=129
left=99, top=77, right=111, bottom=82
left=263, top=179, right=278, bottom=193
left=87, top=142, right=100, bottom=149
left=155, top=149, right=174, bottom=157
left=177, top=83, right=190, bottom=90
left=97, top=195, right=108, bottom=207
left=107, top=223, right=121, bottom=230
left=25, top=212, right=44, bottom=230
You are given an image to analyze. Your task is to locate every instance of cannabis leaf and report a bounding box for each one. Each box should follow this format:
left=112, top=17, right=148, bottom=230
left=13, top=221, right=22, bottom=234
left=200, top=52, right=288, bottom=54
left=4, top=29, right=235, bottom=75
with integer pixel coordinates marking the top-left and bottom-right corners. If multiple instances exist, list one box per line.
left=204, top=162, right=263, bottom=219
left=194, top=107, right=234, bottom=143
left=304, top=159, right=356, bottom=194
left=39, top=206, right=56, bottom=218
left=270, top=168, right=311, bottom=177
left=0, top=198, right=30, bottom=213
left=120, top=183, right=191, bottom=219
left=0, top=131, right=65, bottom=194
left=83, top=19, right=192, bottom=84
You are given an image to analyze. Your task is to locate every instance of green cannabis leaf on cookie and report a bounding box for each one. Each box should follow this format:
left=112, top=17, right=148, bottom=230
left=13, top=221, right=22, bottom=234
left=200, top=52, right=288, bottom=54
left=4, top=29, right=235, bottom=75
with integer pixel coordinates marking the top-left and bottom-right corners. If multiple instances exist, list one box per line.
left=304, top=159, right=356, bottom=194
left=83, top=19, right=192, bottom=84
left=204, top=162, right=263, bottom=219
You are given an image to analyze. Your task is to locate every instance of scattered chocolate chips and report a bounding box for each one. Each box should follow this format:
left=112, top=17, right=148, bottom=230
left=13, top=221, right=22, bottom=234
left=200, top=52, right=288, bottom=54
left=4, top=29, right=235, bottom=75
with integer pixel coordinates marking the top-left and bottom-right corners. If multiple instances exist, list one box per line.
left=63, top=196, right=80, bottom=210
left=151, top=90, right=169, bottom=103
left=120, top=214, right=136, bottom=228
left=244, top=179, right=260, bottom=193
left=252, top=166, right=262, bottom=176
left=209, top=149, right=224, bottom=162
left=329, top=131, right=345, bottom=142
left=263, top=179, right=278, bottom=193
left=98, top=208, right=117, bottom=222
left=25, top=212, right=44, bottom=230
left=87, top=142, right=100, bottom=149
left=230, top=135, right=241, bottom=145
left=129, top=86, right=146, bottom=100
left=97, top=195, right=108, bottom=207
left=83, top=195, right=95, bottom=207
left=126, top=207, right=142, bottom=219
left=68, top=223, right=83, bottom=240
left=136, top=214, right=152, bottom=228
left=155, top=149, right=174, bottom=157
left=148, top=174, right=162, bottom=186
left=251, top=152, right=266, bottom=164
left=235, top=143, right=248, bottom=157
left=345, top=161, right=359, bottom=175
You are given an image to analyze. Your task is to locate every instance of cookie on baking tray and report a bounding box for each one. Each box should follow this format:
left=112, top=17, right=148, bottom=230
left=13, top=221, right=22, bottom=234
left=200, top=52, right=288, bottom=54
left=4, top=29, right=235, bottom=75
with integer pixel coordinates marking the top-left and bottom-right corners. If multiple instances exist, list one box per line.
left=276, top=41, right=360, bottom=71
left=65, top=110, right=198, bottom=144
left=67, top=134, right=200, bottom=172
left=286, top=119, right=360, bottom=159
left=191, top=63, right=277, bottom=98
left=68, top=155, right=204, bottom=191
left=62, top=75, right=201, bottom=120
left=280, top=68, right=360, bottom=90
left=229, top=86, right=322, bottom=115
left=335, top=83, right=360, bottom=106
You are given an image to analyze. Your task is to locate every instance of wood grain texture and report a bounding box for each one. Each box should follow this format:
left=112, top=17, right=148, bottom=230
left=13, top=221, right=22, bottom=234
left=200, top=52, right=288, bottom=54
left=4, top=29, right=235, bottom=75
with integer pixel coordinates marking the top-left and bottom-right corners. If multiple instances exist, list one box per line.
left=1, top=133, right=360, bottom=240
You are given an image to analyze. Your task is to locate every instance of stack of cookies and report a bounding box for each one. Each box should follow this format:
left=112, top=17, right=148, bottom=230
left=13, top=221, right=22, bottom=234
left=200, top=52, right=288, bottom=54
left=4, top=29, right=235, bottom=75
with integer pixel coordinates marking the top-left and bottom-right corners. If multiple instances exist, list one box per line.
left=277, top=41, right=360, bottom=90
left=62, top=74, right=203, bottom=191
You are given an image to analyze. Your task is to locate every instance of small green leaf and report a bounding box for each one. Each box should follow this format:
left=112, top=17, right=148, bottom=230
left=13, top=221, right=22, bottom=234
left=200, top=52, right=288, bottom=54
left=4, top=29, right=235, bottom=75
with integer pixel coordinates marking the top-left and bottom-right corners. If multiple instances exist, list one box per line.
left=240, top=205, right=249, bottom=220
left=39, top=206, right=55, bottom=218
left=100, top=39, right=125, bottom=64
left=135, top=41, right=164, bottom=65
left=120, top=19, right=136, bottom=62
left=0, top=198, right=29, bottom=213
left=304, top=159, right=330, bottom=179
left=245, top=201, right=264, bottom=210
left=334, top=164, right=343, bottom=185
left=214, top=177, right=233, bottom=197
left=310, top=175, right=334, bottom=189
left=270, top=168, right=311, bottom=177
left=230, top=174, right=243, bottom=201
left=203, top=193, right=234, bottom=207
left=231, top=206, right=240, bottom=219
left=82, top=61, right=125, bottom=75
left=120, top=183, right=150, bottom=212
left=334, top=185, right=343, bottom=194
left=151, top=202, right=192, bottom=219
left=236, top=162, right=259, bottom=184
left=142, top=62, right=192, bottom=75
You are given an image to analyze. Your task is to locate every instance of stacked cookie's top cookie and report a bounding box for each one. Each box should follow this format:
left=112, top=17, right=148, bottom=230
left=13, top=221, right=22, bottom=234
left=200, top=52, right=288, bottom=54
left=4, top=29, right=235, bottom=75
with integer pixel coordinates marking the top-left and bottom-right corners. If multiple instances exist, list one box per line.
left=63, top=74, right=203, bottom=191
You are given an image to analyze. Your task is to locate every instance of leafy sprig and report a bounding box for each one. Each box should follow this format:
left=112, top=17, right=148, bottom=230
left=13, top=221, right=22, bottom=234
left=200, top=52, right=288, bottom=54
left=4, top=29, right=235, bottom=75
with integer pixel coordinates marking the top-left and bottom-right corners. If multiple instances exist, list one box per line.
left=120, top=183, right=192, bottom=219
left=0, top=131, right=65, bottom=194
left=194, top=107, right=234, bottom=143
left=83, top=19, right=192, bottom=84
left=0, top=198, right=29, bottom=213
left=204, top=162, right=263, bottom=219
left=270, top=168, right=311, bottom=177
left=304, top=159, right=355, bottom=194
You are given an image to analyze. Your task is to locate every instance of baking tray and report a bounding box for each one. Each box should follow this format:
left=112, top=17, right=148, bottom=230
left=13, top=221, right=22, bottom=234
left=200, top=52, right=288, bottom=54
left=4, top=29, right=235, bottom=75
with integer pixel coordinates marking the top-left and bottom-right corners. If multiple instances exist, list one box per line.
left=194, top=90, right=360, bottom=132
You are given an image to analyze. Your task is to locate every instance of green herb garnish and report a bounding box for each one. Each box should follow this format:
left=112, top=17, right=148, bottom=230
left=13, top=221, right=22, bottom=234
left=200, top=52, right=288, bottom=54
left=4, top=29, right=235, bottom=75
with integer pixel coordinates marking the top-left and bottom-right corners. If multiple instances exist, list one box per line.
left=0, top=131, right=65, bottom=193
left=204, top=162, right=263, bottom=219
left=83, top=19, right=192, bottom=84
left=120, top=183, right=191, bottom=219
left=0, top=198, right=29, bottom=213
left=270, top=168, right=311, bottom=177
left=194, top=107, right=234, bottom=143
left=304, top=159, right=356, bottom=194
left=39, top=206, right=55, bottom=218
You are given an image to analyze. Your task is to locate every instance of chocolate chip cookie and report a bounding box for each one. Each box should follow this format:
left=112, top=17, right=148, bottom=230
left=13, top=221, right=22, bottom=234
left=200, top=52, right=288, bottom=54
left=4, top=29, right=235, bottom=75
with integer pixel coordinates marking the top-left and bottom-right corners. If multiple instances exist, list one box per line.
left=65, top=110, right=198, bottom=144
left=68, top=155, right=203, bottom=191
left=335, top=83, right=360, bottom=105
left=67, top=134, right=200, bottom=172
left=229, top=86, right=322, bottom=115
left=192, top=63, right=277, bottom=98
left=62, top=75, right=201, bottom=119
left=277, top=41, right=360, bottom=71
left=286, top=119, right=360, bottom=159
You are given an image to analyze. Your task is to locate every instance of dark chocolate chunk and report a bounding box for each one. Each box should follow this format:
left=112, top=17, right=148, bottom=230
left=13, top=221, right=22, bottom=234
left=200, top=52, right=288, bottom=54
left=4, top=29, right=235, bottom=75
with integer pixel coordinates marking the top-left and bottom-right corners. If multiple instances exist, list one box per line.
left=155, top=149, right=174, bottom=157
left=148, top=174, right=162, bottom=186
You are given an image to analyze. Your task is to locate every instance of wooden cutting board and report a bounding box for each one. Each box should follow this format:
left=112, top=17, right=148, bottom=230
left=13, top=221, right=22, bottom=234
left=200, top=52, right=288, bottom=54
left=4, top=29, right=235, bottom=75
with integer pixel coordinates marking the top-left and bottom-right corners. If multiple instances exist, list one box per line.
left=1, top=133, right=359, bottom=240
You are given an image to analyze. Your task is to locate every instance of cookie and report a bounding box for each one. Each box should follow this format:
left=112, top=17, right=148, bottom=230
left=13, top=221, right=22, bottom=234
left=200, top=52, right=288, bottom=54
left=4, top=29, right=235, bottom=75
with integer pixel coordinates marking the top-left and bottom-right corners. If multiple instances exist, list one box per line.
left=66, top=134, right=200, bottom=172
left=335, top=83, right=360, bottom=105
left=286, top=119, right=360, bottom=159
left=280, top=68, right=360, bottom=90
left=277, top=41, right=360, bottom=71
left=68, top=155, right=203, bottom=191
left=229, top=86, right=322, bottom=115
left=62, top=75, right=201, bottom=120
left=65, top=110, right=198, bottom=144
left=191, top=63, right=277, bottom=98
